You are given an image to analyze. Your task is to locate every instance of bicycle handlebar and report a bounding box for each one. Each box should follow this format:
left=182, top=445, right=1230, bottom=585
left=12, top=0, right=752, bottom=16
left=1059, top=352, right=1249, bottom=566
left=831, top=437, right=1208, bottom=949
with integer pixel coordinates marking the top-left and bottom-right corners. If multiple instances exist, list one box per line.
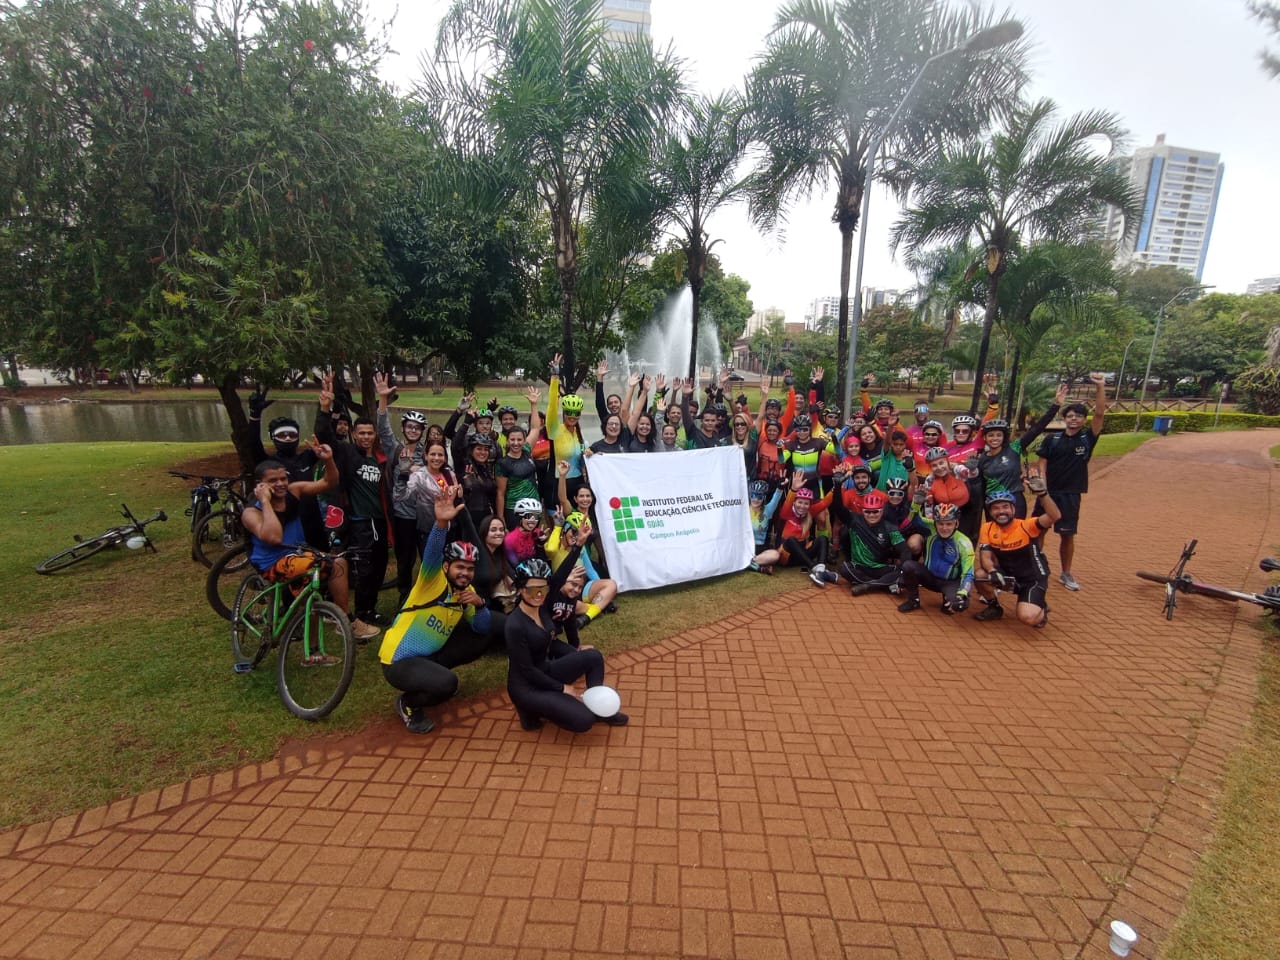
left=1261, top=558, right=1280, bottom=573
left=169, top=470, right=250, bottom=488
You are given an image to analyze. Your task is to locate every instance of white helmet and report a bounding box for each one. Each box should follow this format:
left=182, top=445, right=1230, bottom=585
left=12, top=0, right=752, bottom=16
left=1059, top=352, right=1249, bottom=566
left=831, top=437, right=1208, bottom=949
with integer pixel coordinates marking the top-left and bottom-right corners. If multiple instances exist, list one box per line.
left=401, top=410, right=427, bottom=426
left=514, top=497, right=543, bottom=518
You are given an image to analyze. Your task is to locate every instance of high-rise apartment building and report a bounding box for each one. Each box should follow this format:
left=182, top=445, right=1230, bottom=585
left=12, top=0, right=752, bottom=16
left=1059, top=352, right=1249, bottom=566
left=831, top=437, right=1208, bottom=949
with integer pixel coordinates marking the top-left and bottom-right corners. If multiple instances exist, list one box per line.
left=804, top=296, right=840, bottom=331
left=1247, top=276, right=1280, bottom=296
left=601, top=0, right=651, bottom=41
left=1103, top=134, right=1224, bottom=281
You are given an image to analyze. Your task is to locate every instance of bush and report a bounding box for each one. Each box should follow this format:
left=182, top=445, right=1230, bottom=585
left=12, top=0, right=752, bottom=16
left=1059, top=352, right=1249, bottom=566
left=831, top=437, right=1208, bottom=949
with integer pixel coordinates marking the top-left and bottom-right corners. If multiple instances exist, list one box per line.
left=1097, top=410, right=1280, bottom=434
left=1236, top=363, right=1280, bottom=415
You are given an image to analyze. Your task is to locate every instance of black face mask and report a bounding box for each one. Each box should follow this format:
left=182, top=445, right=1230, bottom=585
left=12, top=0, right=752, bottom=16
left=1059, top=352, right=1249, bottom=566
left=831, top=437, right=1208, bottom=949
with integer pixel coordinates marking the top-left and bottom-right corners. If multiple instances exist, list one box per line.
left=273, top=439, right=299, bottom=458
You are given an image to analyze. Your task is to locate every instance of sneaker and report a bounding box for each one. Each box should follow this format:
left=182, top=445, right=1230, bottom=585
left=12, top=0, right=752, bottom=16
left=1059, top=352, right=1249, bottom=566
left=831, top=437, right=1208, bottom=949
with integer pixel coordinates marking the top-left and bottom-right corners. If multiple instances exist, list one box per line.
left=821, top=570, right=839, bottom=584
left=809, top=564, right=828, bottom=588
left=519, top=715, right=544, bottom=731
left=574, top=613, right=591, bottom=631
left=604, top=601, right=618, bottom=614
left=888, top=581, right=901, bottom=595
left=395, top=695, right=412, bottom=723
left=975, top=602, right=1004, bottom=621
left=1059, top=572, right=1080, bottom=591
left=352, top=618, right=380, bottom=643
left=405, top=712, right=435, bottom=735
left=599, top=712, right=629, bottom=726
left=849, top=582, right=876, bottom=597
left=897, top=596, right=921, bottom=613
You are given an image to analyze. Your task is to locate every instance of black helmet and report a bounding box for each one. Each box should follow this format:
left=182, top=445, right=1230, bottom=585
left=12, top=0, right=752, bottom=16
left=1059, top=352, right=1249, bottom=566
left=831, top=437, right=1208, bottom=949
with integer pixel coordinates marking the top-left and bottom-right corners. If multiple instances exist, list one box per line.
left=513, top=558, right=553, bottom=586
left=496, top=405, right=518, bottom=417
left=268, top=416, right=300, bottom=436
left=981, top=418, right=1010, bottom=433
left=792, top=414, right=812, bottom=430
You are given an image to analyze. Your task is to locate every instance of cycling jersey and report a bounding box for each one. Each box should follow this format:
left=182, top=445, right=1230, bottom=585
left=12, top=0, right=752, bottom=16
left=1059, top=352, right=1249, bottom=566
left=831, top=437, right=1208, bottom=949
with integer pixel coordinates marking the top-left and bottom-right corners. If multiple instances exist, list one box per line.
left=918, top=524, right=975, bottom=592
left=979, top=517, right=1049, bottom=580
left=545, top=526, right=601, bottom=584
left=785, top=435, right=835, bottom=483
left=546, top=377, right=586, bottom=478
left=379, top=524, right=490, bottom=663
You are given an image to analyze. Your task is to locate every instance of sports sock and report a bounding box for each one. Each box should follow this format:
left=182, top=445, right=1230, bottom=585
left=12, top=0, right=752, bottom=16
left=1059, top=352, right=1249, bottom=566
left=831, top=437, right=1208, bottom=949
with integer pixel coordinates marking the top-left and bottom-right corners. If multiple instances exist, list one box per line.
left=584, top=602, right=603, bottom=622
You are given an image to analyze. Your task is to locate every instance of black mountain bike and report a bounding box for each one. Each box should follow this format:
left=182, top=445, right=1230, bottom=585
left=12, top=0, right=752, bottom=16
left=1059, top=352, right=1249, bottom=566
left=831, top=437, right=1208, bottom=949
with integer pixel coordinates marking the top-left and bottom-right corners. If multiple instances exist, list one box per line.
left=36, top=504, right=167, bottom=574
left=1136, top=539, right=1280, bottom=620
left=169, top=470, right=250, bottom=567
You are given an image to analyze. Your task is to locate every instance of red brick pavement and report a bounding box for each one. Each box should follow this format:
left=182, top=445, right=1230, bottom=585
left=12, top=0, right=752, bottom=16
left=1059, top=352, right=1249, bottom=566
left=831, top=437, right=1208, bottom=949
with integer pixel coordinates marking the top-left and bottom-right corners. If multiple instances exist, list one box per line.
left=2, top=429, right=1277, bottom=959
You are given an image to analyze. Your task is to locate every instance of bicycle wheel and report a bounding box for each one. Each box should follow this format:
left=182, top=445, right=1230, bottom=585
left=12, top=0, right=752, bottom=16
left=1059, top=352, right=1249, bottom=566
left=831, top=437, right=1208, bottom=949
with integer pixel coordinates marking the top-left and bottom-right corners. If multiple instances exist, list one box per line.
left=276, top=600, right=356, bottom=721
left=193, top=509, right=245, bottom=568
left=231, top=574, right=275, bottom=670
left=189, top=499, right=210, bottom=561
left=207, top=542, right=252, bottom=621
left=36, top=535, right=114, bottom=574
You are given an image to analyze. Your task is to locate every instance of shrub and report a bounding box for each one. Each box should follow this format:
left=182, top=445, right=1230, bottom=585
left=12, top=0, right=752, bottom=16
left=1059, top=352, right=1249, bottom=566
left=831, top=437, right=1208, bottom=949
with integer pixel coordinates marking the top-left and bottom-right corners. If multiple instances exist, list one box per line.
left=1097, top=410, right=1280, bottom=434
left=1236, top=363, right=1280, bottom=415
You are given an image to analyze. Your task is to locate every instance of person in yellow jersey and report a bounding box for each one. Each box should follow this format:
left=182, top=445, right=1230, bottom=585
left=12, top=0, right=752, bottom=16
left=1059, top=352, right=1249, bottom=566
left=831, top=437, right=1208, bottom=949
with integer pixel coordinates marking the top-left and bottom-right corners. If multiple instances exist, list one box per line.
left=545, top=352, right=588, bottom=506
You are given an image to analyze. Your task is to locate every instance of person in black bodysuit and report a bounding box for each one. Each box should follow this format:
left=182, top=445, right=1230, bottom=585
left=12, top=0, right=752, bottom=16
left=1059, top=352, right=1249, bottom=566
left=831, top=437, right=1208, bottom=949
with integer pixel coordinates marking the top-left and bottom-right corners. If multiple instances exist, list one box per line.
left=505, top=544, right=628, bottom=733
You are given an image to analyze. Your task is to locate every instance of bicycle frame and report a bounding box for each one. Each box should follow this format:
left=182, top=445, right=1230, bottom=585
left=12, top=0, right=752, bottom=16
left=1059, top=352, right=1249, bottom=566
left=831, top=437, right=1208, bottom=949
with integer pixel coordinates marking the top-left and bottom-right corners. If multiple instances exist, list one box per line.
left=232, top=561, right=332, bottom=673
left=1137, top=540, right=1280, bottom=620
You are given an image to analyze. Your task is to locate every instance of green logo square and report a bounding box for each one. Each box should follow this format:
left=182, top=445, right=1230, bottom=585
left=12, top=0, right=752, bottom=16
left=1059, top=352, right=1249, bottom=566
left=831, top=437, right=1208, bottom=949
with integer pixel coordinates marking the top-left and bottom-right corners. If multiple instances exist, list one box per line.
left=612, top=508, right=623, bottom=519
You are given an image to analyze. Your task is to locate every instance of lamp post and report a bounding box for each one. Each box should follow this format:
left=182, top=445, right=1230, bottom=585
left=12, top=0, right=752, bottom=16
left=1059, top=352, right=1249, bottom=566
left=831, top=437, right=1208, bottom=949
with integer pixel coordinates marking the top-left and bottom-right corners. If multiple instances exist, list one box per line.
left=1115, top=336, right=1141, bottom=401
left=1132, top=284, right=1214, bottom=432
left=840, top=20, right=1024, bottom=410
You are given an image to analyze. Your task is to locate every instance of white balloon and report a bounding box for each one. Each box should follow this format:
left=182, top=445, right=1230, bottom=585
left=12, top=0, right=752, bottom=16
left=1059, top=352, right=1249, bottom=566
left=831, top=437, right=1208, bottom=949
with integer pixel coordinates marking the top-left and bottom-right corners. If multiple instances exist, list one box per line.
left=581, top=685, right=621, bottom=718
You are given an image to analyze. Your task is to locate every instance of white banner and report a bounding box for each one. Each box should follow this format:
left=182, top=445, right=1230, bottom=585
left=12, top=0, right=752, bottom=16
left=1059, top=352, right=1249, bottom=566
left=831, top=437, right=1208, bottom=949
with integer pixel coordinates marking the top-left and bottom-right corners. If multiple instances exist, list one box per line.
left=586, top=446, right=754, bottom=592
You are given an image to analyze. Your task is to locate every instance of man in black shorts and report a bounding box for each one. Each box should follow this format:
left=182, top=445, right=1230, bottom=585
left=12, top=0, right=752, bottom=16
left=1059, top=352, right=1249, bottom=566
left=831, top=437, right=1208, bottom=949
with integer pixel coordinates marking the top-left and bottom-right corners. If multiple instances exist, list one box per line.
left=1035, top=373, right=1106, bottom=592
left=975, top=478, right=1061, bottom=627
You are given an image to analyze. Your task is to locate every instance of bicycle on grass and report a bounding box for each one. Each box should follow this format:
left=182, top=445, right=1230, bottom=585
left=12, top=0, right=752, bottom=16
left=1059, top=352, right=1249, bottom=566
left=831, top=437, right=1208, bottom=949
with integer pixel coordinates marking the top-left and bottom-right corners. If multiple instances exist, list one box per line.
left=230, top=545, right=356, bottom=720
left=36, top=504, right=167, bottom=574
left=207, top=541, right=252, bottom=621
left=168, top=470, right=251, bottom=567
left=1136, top=539, right=1280, bottom=620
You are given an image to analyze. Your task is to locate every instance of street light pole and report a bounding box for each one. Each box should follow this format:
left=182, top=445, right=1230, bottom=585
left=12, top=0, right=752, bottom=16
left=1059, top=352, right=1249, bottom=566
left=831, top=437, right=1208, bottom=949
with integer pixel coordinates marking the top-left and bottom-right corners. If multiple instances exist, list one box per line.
left=1132, top=284, right=1214, bottom=432
left=840, top=20, right=1023, bottom=411
left=1115, top=336, right=1140, bottom=401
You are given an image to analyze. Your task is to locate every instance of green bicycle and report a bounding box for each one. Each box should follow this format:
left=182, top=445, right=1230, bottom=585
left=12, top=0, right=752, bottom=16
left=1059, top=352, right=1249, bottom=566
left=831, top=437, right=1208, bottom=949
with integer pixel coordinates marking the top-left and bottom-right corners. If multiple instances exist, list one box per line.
left=231, top=546, right=356, bottom=721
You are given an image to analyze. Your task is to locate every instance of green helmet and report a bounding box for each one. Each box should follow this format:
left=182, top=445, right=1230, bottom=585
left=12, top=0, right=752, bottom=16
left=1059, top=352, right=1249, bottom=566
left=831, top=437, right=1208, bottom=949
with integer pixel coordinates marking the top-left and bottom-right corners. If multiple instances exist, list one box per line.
left=560, top=393, right=584, bottom=414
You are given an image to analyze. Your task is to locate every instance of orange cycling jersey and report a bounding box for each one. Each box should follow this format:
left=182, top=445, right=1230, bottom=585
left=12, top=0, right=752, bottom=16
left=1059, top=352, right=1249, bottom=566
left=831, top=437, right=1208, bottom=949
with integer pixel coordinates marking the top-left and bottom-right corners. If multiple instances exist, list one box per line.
left=928, top=474, right=970, bottom=507
left=979, top=517, right=1045, bottom=551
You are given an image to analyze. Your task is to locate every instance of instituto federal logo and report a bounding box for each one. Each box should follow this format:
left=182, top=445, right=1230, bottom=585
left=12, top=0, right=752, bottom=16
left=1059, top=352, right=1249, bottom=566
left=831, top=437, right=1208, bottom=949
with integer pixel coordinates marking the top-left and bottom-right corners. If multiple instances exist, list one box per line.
left=609, top=496, right=645, bottom=543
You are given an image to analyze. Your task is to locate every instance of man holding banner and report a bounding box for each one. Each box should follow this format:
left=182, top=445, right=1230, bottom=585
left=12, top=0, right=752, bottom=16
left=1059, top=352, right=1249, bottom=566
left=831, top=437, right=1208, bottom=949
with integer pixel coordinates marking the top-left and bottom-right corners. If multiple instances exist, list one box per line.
left=585, top=446, right=755, bottom=592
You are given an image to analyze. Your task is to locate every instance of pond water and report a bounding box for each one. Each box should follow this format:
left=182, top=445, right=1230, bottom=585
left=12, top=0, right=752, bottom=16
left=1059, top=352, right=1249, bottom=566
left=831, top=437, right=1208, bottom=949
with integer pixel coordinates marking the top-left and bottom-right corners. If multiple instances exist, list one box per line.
left=0, top=399, right=599, bottom=445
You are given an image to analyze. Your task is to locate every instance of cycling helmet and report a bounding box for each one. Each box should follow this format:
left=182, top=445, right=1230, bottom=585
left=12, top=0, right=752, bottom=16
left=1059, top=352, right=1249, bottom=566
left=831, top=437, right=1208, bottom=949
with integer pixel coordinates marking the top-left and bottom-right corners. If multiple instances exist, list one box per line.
left=513, top=558, right=553, bottom=586
left=792, top=414, right=812, bottom=430
left=823, top=404, right=841, bottom=417
left=884, top=477, right=908, bottom=498
left=748, top=480, right=770, bottom=500
left=922, top=419, right=944, bottom=433
left=850, top=461, right=872, bottom=476
left=763, top=417, right=782, bottom=433
left=562, top=511, right=587, bottom=530
left=514, top=497, right=542, bottom=518
left=981, top=418, right=1010, bottom=433
left=933, top=503, right=960, bottom=523
left=925, top=446, right=950, bottom=463
left=794, top=487, right=815, bottom=501
left=268, top=416, right=300, bottom=436
left=764, top=396, right=782, bottom=409
left=496, top=404, right=518, bottom=418
left=401, top=410, right=427, bottom=427
left=443, top=540, right=479, bottom=563
left=874, top=397, right=895, bottom=411
left=862, top=491, right=888, bottom=510
left=984, top=489, right=1017, bottom=506
left=465, top=432, right=495, bottom=449
left=474, top=408, right=494, bottom=421
left=709, top=402, right=727, bottom=417
left=560, top=394, right=584, bottom=414
left=951, top=414, right=977, bottom=429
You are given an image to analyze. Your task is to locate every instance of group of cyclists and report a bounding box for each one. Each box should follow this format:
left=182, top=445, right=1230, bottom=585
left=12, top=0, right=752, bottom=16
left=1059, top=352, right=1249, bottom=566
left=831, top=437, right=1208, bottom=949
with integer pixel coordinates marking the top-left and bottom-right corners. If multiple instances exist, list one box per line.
left=239, top=356, right=1108, bottom=734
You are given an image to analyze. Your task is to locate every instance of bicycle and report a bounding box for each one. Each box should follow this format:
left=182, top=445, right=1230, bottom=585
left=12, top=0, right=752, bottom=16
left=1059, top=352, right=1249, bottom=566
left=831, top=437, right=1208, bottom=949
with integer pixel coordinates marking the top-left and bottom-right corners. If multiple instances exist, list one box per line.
left=168, top=470, right=251, bottom=567
left=230, top=545, right=357, bottom=720
left=1136, top=539, right=1280, bottom=620
left=36, top=504, right=168, bottom=574
left=206, top=541, right=252, bottom=621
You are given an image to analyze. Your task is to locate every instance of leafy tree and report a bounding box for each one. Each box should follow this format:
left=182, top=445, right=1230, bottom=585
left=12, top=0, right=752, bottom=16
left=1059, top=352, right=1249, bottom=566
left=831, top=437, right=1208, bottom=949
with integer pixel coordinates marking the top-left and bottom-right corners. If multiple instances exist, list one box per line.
left=427, top=0, right=682, bottom=389
left=1152, top=292, right=1280, bottom=394
left=618, top=246, right=753, bottom=359
left=748, top=312, right=789, bottom=375
left=1249, top=1, right=1280, bottom=77
left=657, top=91, right=752, bottom=379
left=920, top=361, right=951, bottom=402
left=745, top=0, right=1028, bottom=400
left=1236, top=361, right=1280, bottom=413
left=906, top=241, right=984, bottom=350
left=859, top=304, right=943, bottom=387
left=1119, top=264, right=1200, bottom=319
left=891, top=98, right=1141, bottom=415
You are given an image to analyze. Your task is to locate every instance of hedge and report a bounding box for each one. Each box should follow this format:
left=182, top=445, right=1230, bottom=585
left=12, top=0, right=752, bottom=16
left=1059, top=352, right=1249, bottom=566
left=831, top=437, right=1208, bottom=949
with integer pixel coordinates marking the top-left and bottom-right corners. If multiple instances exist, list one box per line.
left=1096, top=410, right=1280, bottom=435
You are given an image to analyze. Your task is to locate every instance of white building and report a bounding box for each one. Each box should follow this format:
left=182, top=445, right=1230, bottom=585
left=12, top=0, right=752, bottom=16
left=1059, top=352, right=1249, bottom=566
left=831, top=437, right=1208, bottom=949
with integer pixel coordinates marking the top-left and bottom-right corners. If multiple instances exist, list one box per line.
left=1103, top=134, right=1224, bottom=281
left=744, top=306, right=785, bottom=337
left=1247, top=276, right=1280, bottom=295
left=804, top=296, right=840, bottom=331
left=601, top=0, right=651, bottom=41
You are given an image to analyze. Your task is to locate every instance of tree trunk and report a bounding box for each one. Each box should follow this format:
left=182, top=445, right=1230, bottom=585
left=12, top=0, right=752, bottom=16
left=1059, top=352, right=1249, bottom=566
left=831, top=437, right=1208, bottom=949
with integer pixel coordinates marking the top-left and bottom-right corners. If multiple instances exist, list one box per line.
left=216, top=374, right=256, bottom=473
left=687, top=235, right=707, bottom=382
left=835, top=223, right=854, bottom=404
left=969, top=278, right=1001, bottom=416
left=1003, top=346, right=1021, bottom=422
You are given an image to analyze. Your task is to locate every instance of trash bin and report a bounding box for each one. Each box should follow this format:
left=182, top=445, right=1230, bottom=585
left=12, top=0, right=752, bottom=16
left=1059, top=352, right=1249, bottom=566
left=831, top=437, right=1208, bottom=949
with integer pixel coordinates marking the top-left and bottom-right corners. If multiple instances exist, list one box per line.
left=1152, top=415, right=1173, bottom=435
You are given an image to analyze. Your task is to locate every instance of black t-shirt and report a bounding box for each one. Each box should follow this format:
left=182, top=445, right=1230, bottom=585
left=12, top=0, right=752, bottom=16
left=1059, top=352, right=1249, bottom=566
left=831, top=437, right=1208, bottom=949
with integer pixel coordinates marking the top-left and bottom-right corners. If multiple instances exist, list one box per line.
left=590, top=438, right=627, bottom=455
left=1036, top=429, right=1099, bottom=494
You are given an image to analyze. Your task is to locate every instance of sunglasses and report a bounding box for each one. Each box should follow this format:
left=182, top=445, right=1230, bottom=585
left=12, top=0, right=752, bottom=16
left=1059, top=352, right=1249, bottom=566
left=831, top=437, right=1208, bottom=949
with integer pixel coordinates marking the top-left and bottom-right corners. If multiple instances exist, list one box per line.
left=522, top=585, right=548, bottom=596
left=272, top=431, right=299, bottom=441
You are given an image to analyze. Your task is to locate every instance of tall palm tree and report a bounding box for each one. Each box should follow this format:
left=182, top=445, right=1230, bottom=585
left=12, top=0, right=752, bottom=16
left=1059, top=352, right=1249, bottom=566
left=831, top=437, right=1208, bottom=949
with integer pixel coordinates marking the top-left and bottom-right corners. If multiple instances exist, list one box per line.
left=657, top=90, right=752, bottom=381
left=744, top=0, right=1028, bottom=400
left=906, top=241, right=984, bottom=350
left=424, top=0, right=683, bottom=387
left=891, top=97, right=1141, bottom=415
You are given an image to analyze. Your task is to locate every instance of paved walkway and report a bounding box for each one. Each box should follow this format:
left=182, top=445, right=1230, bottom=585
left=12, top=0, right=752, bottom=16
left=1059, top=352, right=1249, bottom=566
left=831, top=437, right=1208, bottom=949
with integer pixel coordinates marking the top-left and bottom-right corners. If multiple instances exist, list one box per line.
left=2, top=430, right=1278, bottom=959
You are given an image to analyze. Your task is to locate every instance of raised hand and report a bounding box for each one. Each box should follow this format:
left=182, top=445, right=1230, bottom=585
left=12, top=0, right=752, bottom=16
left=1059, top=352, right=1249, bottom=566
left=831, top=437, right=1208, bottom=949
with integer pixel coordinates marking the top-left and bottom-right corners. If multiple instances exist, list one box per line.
left=655, top=373, right=666, bottom=392
left=1054, top=382, right=1068, bottom=405
left=550, top=353, right=562, bottom=376
left=434, top=485, right=464, bottom=521
left=1089, top=371, right=1106, bottom=386
left=791, top=469, right=806, bottom=491
left=812, top=366, right=824, bottom=381
left=457, top=392, right=473, bottom=412
left=525, top=385, right=541, bottom=404
left=1024, top=469, right=1047, bottom=495
left=247, top=385, right=274, bottom=418
left=374, top=372, right=394, bottom=397
left=557, top=460, right=570, bottom=477
left=627, top=371, right=641, bottom=388
left=313, top=438, right=333, bottom=462
left=596, top=359, right=609, bottom=380
left=318, top=373, right=334, bottom=411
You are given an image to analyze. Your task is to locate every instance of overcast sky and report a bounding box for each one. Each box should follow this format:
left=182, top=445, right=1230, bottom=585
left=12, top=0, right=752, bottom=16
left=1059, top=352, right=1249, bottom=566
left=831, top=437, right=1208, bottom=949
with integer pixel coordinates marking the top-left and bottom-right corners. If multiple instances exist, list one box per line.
left=366, top=0, right=1279, bottom=326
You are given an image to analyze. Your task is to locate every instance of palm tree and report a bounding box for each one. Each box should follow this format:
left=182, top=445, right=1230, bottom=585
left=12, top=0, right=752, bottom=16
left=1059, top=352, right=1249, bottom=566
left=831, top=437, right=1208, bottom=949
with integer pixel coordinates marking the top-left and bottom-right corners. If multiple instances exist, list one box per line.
left=657, top=91, right=752, bottom=381
left=907, top=241, right=984, bottom=351
left=891, top=97, right=1141, bottom=415
left=744, top=0, right=1028, bottom=401
left=424, top=0, right=683, bottom=387
left=994, top=241, right=1120, bottom=418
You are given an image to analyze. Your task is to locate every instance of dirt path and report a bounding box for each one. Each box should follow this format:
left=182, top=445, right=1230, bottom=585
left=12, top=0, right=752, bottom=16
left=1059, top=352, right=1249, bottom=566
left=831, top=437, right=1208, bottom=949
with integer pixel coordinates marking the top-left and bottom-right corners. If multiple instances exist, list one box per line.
left=2, top=430, right=1277, bottom=959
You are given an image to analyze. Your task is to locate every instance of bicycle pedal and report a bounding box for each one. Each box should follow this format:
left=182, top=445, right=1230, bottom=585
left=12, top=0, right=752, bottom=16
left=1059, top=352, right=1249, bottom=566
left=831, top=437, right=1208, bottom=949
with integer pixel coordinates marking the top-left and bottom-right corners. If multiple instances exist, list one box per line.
left=232, top=661, right=254, bottom=675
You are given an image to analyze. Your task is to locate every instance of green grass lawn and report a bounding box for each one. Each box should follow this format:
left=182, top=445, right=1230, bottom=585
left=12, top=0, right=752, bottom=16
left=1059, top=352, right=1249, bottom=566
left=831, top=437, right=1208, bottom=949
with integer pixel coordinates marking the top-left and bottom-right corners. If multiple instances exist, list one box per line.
left=0, top=442, right=803, bottom=828
left=1094, top=431, right=1156, bottom=457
